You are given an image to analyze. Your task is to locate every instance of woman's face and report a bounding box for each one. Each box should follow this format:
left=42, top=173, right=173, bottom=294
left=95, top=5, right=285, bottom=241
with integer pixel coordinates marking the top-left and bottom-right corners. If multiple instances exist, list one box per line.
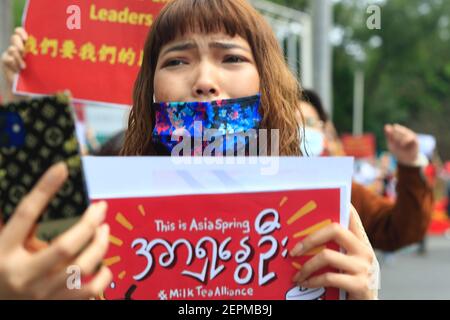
left=154, top=32, right=260, bottom=102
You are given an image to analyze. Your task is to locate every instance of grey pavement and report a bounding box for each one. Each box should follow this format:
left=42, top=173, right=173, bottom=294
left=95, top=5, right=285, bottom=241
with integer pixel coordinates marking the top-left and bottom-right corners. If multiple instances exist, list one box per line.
left=377, top=235, right=450, bottom=300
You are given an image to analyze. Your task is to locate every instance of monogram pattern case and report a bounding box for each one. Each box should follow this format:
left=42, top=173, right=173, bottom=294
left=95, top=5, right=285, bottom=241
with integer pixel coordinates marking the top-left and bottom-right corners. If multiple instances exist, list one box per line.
left=0, top=93, right=89, bottom=240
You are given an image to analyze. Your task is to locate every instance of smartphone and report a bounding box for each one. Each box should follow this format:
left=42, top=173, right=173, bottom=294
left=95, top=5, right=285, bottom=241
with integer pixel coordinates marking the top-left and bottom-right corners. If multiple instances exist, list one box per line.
left=0, top=93, right=89, bottom=241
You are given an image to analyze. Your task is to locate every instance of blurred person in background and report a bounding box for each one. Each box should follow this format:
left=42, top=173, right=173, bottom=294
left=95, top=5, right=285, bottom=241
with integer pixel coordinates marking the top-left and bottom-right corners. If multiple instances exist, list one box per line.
left=298, top=89, right=434, bottom=252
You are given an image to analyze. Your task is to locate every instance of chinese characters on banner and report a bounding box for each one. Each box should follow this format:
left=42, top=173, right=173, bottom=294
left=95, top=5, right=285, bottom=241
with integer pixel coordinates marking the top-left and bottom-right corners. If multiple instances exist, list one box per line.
left=96, top=189, right=341, bottom=300
left=14, top=0, right=167, bottom=106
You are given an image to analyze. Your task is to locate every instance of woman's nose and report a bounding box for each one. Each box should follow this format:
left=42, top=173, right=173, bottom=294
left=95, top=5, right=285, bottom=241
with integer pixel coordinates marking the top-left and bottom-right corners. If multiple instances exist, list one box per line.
left=192, top=62, right=220, bottom=99
left=195, top=87, right=217, bottom=96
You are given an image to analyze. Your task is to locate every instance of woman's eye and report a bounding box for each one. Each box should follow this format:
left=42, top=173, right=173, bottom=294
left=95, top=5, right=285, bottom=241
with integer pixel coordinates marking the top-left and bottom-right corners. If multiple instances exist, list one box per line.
left=223, top=55, right=246, bottom=64
left=163, top=59, right=187, bottom=67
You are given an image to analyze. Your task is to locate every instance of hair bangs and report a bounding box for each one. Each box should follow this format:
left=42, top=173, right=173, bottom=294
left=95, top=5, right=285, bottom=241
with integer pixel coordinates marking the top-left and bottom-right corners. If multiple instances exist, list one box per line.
left=153, top=0, right=254, bottom=49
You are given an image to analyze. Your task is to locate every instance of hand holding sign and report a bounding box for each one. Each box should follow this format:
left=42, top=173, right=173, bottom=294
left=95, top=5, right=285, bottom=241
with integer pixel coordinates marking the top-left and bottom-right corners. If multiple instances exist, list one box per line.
left=291, top=206, right=378, bottom=300
left=83, top=157, right=358, bottom=300
left=0, top=163, right=112, bottom=299
left=97, top=189, right=344, bottom=300
left=1, top=27, right=28, bottom=102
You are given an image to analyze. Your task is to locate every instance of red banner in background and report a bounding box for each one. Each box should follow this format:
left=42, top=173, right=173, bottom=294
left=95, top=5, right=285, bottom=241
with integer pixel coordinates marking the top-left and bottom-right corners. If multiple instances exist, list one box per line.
left=14, top=0, right=167, bottom=106
left=341, top=133, right=376, bottom=159
left=95, top=189, right=342, bottom=300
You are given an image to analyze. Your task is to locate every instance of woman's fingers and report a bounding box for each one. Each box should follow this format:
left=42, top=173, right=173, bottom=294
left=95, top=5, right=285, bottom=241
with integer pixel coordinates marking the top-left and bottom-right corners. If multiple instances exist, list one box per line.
left=293, top=249, right=368, bottom=284
left=7, top=46, right=26, bottom=70
left=51, top=266, right=112, bottom=300
left=30, top=202, right=108, bottom=275
left=11, top=34, right=25, bottom=55
left=290, top=222, right=363, bottom=258
left=14, top=27, right=28, bottom=44
left=74, top=224, right=110, bottom=276
left=34, top=224, right=110, bottom=298
left=24, top=235, right=49, bottom=253
left=1, top=50, right=20, bottom=74
left=1, top=27, right=28, bottom=87
left=289, top=207, right=378, bottom=300
left=300, top=272, right=370, bottom=299
left=0, top=163, right=68, bottom=250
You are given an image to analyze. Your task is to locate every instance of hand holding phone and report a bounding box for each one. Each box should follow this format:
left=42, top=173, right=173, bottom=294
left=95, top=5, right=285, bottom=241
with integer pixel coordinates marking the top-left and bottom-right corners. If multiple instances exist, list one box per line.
left=0, top=93, right=89, bottom=240
left=0, top=162, right=112, bottom=299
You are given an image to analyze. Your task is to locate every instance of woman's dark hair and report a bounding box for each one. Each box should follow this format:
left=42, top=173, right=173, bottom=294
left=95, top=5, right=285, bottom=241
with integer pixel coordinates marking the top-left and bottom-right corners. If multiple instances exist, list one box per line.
left=301, top=89, right=328, bottom=122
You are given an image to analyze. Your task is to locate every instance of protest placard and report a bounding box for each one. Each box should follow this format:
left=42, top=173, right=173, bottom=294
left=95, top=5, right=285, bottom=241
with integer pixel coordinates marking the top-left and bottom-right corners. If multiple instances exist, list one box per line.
left=341, top=134, right=376, bottom=159
left=83, top=157, right=354, bottom=300
left=14, top=0, right=166, bottom=106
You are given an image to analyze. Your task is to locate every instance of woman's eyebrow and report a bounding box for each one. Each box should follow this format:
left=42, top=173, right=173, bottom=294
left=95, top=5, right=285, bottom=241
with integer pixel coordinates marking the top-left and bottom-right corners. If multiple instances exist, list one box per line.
left=161, top=40, right=251, bottom=56
left=161, top=42, right=197, bottom=56
left=209, top=41, right=250, bottom=52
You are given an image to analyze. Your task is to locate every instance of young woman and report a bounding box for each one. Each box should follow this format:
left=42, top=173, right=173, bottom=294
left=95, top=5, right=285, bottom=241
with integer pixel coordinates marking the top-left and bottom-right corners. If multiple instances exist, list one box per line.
left=1, top=0, right=378, bottom=299
left=122, top=0, right=378, bottom=299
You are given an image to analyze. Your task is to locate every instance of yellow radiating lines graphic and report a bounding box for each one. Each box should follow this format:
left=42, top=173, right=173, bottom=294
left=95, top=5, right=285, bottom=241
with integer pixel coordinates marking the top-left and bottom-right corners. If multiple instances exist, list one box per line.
left=138, top=205, right=146, bottom=216
left=109, top=235, right=123, bottom=247
left=304, top=245, right=326, bottom=256
left=292, top=262, right=302, bottom=270
left=287, top=200, right=317, bottom=225
left=103, top=256, right=121, bottom=267
left=293, top=219, right=332, bottom=239
left=118, top=271, right=126, bottom=280
left=116, top=212, right=134, bottom=231
left=279, top=196, right=288, bottom=207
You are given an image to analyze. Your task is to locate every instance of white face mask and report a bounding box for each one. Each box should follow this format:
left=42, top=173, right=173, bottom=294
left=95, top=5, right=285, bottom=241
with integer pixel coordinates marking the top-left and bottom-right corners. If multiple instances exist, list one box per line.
left=300, top=127, right=325, bottom=156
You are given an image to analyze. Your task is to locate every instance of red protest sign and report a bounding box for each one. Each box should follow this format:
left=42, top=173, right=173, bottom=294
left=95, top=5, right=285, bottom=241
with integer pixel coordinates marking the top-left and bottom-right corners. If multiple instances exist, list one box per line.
left=96, top=189, right=342, bottom=300
left=341, top=133, right=376, bottom=159
left=14, top=0, right=166, bottom=106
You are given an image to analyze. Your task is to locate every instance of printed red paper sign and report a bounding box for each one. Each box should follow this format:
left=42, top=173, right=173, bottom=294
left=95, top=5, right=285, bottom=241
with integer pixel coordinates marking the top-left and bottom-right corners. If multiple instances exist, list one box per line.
left=14, top=0, right=166, bottom=106
left=96, top=189, right=343, bottom=300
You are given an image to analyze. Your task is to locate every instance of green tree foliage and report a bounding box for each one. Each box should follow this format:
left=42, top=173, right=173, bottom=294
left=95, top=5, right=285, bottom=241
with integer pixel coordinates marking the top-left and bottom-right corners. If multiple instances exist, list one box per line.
left=337, top=0, right=450, bottom=160
left=272, top=0, right=450, bottom=159
left=13, top=0, right=26, bottom=27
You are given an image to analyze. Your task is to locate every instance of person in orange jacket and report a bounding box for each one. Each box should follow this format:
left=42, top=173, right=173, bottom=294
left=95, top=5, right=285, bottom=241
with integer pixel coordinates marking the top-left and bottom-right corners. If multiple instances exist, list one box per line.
left=299, top=89, right=434, bottom=252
